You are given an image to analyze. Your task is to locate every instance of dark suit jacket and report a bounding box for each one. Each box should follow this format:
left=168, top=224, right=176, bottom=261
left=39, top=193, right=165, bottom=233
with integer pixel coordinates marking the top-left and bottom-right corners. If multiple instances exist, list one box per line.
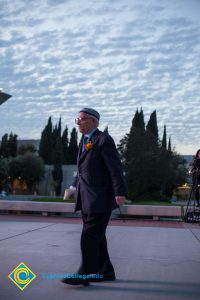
left=73, top=129, right=127, bottom=213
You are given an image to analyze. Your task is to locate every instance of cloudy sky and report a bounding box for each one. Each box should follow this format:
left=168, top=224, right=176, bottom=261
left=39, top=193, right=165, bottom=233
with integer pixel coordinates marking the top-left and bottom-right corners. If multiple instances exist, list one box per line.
left=1, top=0, right=200, bottom=154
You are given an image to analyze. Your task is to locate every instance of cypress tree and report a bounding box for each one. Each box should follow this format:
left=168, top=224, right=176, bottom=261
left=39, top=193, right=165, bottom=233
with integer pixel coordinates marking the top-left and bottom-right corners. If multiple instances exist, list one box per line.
left=168, top=137, right=172, bottom=153
left=52, top=117, right=63, bottom=196
left=120, top=108, right=187, bottom=200
left=158, top=131, right=171, bottom=197
left=162, top=125, right=167, bottom=149
left=67, top=128, right=79, bottom=164
left=146, top=110, right=159, bottom=151
left=52, top=163, right=63, bottom=196
left=62, top=126, right=69, bottom=164
left=144, top=110, right=160, bottom=194
left=52, top=124, right=58, bottom=159
left=104, top=126, right=109, bottom=134
left=39, top=117, right=53, bottom=164
left=125, top=109, right=138, bottom=167
left=57, top=116, right=62, bottom=138
left=138, top=108, right=145, bottom=132
left=126, top=108, right=145, bottom=161
left=53, top=126, right=63, bottom=165
left=125, top=108, right=146, bottom=198
left=52, top=117, right=62, bottom=164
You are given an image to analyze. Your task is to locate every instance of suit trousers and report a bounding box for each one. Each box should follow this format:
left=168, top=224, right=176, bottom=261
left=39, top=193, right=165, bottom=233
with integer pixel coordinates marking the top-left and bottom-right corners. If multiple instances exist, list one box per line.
left=78, top=211, right=114, bottom=275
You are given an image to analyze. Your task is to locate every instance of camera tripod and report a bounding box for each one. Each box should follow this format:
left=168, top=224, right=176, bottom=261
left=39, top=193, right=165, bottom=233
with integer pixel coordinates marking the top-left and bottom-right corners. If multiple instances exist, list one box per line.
left=184, top=168, right=200, bottom=223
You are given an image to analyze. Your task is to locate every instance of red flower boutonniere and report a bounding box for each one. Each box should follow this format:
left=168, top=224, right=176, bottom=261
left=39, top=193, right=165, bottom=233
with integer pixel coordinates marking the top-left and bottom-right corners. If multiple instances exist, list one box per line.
left=84, top=141, right=93, bottom=151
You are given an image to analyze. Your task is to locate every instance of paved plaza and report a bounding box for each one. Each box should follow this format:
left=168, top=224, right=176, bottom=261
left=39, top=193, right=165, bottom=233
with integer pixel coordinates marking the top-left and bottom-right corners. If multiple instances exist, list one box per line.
left=0, top=214, right=200, bottom=300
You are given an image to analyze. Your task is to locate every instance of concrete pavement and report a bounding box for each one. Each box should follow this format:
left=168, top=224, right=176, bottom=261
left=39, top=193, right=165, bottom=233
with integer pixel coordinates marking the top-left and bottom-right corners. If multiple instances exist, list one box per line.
left=0, top=215, right=200, bottom=300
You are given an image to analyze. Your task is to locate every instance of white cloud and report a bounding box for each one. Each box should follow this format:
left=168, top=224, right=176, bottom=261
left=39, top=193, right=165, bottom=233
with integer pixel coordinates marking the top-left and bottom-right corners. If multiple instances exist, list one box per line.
left=0, top=0, right=200, bottom=155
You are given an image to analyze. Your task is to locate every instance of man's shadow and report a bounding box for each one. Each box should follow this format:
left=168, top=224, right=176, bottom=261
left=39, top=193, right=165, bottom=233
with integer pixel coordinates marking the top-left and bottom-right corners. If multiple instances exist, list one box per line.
left=77, top=279, right=200, bottom=298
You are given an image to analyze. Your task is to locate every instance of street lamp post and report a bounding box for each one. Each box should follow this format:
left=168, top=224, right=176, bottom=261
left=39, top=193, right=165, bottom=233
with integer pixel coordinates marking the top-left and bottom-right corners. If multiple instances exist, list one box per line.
left=0, top=90, right=12, bottom=105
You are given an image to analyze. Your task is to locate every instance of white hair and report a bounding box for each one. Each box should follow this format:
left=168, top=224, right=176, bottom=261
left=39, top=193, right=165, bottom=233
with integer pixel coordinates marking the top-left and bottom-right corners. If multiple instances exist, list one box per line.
left=85, top=113, right=99, bottom=127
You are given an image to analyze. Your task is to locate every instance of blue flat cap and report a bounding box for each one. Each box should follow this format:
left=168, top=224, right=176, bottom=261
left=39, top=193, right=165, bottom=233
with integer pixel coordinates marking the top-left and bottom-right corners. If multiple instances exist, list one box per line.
left=79, top=108, right=100, bottom=120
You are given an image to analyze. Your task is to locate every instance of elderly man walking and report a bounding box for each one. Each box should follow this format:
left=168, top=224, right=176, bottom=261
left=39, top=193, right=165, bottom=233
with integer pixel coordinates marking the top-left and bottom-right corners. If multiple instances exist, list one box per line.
left=61, top=107, right=127, bottom=286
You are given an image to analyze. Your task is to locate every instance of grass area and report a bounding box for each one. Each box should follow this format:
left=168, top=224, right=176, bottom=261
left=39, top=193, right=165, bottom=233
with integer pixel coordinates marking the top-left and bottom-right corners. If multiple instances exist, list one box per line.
left=131, top=200, right=175, bottom=206
left=31, top=197, right=180, bottom=206
left=31, top=197, right=75, bottom=203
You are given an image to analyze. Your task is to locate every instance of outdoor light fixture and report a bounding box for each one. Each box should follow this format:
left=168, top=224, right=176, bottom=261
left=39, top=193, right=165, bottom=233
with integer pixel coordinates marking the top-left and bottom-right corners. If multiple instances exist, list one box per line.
left=0, top=89, right=12, bottom=105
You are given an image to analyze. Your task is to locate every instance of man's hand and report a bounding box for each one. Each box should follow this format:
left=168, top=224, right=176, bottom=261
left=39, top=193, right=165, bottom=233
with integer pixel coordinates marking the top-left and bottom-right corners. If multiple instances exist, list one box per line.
left=63, top=187, right=76, bottom=200
left=115, top=196, right=126, bottom=206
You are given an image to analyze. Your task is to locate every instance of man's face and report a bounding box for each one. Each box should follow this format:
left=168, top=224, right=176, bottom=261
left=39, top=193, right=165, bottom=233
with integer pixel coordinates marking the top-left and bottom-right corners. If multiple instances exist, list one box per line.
left=76, top=112, right=96, bottom=135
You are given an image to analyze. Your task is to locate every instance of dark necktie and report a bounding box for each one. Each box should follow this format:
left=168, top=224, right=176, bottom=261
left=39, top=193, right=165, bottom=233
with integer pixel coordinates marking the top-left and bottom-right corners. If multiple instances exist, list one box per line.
left=82, top=136, right=88, bottom=152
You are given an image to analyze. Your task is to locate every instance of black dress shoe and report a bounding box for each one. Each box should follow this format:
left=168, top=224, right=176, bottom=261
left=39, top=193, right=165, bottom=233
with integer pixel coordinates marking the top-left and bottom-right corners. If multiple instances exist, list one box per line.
left=61, top=276, right=89, bottom=286
left=88, top=271, right=116, bottom=282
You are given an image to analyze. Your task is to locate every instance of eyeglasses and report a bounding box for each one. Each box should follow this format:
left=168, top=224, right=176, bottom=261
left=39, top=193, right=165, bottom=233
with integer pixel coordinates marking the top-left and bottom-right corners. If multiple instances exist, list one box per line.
left=75, top=117, right=92, bottom=124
